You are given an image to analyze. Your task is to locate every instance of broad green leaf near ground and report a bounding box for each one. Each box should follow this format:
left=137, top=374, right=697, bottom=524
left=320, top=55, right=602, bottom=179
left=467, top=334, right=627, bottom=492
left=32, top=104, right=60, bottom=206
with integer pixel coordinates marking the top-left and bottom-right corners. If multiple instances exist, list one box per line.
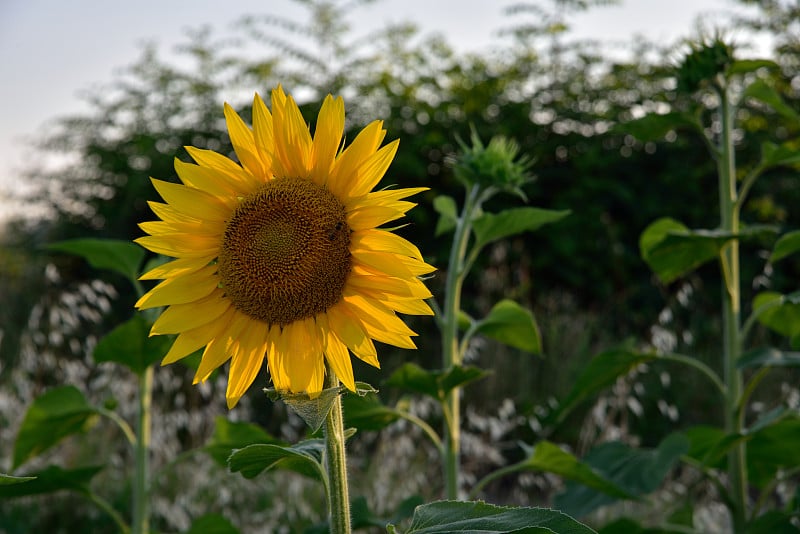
left=554, top=434, right=689, bottom=518
left=204, top=416, right=281, bottom=467
left=393, top=500, right=597, bottom=534
left=13, top=386, right=98, bottom=468
left=185, top=513, right=241, bottom=534
left=0, top=474, right=36, bottom=486
left=548, top=347, right=655, bottom=427
left=519, top=441, right=634, bottom=499
left=0, top=465, right=103, bottom=498
left=227, top=439, right=325, bottom=481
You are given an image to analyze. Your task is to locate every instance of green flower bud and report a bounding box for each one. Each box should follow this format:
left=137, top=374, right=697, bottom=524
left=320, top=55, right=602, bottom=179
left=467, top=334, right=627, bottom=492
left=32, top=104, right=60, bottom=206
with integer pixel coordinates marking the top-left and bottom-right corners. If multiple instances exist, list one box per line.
left=451, top=129, right=533, bottom=192
left=677, top=37, right=734, bottom=94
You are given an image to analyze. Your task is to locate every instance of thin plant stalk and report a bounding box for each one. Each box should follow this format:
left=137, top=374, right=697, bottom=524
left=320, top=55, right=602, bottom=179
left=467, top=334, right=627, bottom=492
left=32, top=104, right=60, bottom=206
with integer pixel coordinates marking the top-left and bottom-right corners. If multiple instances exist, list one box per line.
left=716, top=81, right=748, bottom=532
left=441, top=184, right=481, bottom=499
left=131, top=364, right=153, bottom=534
left=323, top=367, right=351, bottom=534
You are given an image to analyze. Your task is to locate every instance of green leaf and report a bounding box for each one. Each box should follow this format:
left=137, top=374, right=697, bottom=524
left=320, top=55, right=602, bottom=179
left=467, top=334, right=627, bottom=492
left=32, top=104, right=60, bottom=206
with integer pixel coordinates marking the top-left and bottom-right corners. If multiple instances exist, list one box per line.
left=555, top=434, right=689, bottom=518
left=752, top=291, right=800, bottom=346
left=640, top=218, right=776, bottom=284
left=14, top=386, right=98, bottom=468
left=598, top=517, right=686, bottom=534
left=94, top=314, right=172, bottom=375
left=640, top=218, right=723, bottom=283
left=520, top=441, right=633, bottom=499
left=342, top=392, right=401, bottom=432
left=396, top=500, right=596, bottom=533
left=617, top=112, right=698, bottom=142
left=185, top=513, right=240, bottom=534
left=549, top=347, right=655, bottom=427
left=760, top=141, right=800, bottom=170
left=46, top=238, right=145, bottom=283
left=744, top=79, right=800, bottom=121
left=726, top=59, right=779, bottom=75
left=769, top=229, right=800, bottom=263
left=386, top=363, right=489, bottom=402
left=204, top=416, right=281, bottom=467
left=0, top=465, right=104, bottom=498
left=0, top=474, right=36, bottom=486
left=738, top=347, right=800, bottom=369
left=684, top=425, right=745, bottom=468
left=228, top=440, right=325, bottom=481
left=472, top=207, right=570, bottom=250
left=745, top=510, right=799, bottom=534
left=472, top=299, right=542, bottom=354
left=350, top=495, right=423, bottom=529
left=747, top=416, right=800, bottom=488
left=433, top=195, right=458, bottom=236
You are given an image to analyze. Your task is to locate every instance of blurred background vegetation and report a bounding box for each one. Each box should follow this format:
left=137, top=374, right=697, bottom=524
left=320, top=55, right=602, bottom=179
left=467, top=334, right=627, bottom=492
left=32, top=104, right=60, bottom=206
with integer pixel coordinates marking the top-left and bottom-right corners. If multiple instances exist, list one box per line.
left=1, top=0, right=799, bottom=531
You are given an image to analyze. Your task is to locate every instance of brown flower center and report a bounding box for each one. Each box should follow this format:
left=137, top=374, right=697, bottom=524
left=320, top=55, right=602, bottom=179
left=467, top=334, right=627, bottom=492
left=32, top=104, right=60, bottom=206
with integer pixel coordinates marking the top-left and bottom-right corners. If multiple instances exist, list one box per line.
left=218, top=177, right=351, bottom=326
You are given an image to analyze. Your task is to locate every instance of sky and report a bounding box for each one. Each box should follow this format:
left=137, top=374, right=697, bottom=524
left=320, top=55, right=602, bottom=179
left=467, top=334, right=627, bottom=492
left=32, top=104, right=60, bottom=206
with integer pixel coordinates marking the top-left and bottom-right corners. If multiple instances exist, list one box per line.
left=0, top=0, right=753, bottom=221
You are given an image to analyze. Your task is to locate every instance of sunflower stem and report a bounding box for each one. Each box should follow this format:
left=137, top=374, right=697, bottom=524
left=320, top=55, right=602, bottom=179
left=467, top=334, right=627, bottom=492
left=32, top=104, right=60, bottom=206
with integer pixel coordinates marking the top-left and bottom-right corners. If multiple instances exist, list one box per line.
left=323, top=368, right=351, bottom=534
left=716, top=82, right=747, bottom=532
left=441, top=184, right=481, bottom=500
left=131, top=364, right=153, bottom=534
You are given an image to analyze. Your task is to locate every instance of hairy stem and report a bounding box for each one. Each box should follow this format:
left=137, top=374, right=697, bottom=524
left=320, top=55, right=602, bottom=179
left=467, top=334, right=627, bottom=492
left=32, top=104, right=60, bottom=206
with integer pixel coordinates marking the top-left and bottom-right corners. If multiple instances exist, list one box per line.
left=717, top=84, right=747, bottom=532
left=324, top=369, right=351, bottom=534
left=441, top=184, right=481, bottom=499
left=131, top=365, right=153, bottom=534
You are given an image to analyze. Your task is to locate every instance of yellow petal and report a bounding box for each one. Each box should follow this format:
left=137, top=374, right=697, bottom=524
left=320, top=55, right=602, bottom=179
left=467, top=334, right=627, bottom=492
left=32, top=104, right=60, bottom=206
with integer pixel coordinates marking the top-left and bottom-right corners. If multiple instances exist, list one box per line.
left=310, top=94, right=344, bottom=185
left=252, top=93, right=275, bottom=172
left=352, top=249, right=415, bottom=279
left=328, top=120, right=385, bottom=197
left=347, top=272, right=432, bottom=299
left=226, top=323, right=270, bottom=408
left=346, top=187, right=428, bottom=211
left=193, top=311, right=250, bottom=383
left=347, top=204, right=408, bottom=231
left=139, top=256, right=213, bottom=281
left=161, top=306, right=236, bottom=365
left=135, top=234, right=220, bottom=259
left=135, top=265, right=219, bottom=309
left=174, top=158, right=237, bottom=198
left=265, top=325, right=290, bottom=391
left=348, top=140, right=399, bottom=198
left=326, top=303, right=379, bottom=368
left=273, top=91, right=312, bottom=178
left=351, top=228, right=424, bottom=261
left=150, top=179, right=231, bottom=221
left=185, top=146, right=262, bottom=191
left=343, top=290, right=417, bottom=336
left=224, top=102, right=266, bottom=179
left=316, top=313, right=355, bottom=391
left=146, top=201, right=201, bottom=224
left=387, top=297, right=434, bottom=316
left=139, top=219, right=223, bottom=238
left=150, top=289, right=230, bottom=335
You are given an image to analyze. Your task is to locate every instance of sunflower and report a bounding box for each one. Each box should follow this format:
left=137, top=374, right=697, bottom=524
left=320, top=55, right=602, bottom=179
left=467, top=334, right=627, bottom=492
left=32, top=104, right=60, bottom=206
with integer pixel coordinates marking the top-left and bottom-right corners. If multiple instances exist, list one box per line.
left=135, top=87, right=434, bottom=408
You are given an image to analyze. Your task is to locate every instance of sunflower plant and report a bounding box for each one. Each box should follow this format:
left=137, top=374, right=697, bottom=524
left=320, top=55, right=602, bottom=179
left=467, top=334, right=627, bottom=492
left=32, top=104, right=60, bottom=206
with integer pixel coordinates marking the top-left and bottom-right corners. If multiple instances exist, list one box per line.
left=4, top=89, right=600, bottom=533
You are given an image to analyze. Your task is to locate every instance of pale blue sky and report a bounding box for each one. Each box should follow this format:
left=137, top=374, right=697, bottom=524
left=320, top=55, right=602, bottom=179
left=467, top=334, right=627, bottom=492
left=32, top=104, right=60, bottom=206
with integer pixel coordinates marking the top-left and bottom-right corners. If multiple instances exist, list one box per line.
left=0, top=0, right=751, bottom=220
